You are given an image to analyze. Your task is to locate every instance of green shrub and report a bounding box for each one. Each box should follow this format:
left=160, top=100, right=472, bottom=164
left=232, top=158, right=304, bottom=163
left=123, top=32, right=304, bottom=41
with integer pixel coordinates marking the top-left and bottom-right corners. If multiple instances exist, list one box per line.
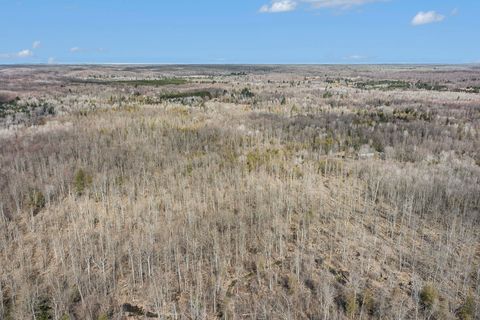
left=240, top=87, right=254, bottom=98
left=458, top=293, right=475, bottom=320
left=97, top=314, right=109, bottom=320
left=372, top=138, right=384, bottom=153
left=28, top=188, right=45, bottom=215
left=160, top=90, right=212, bottom=100
left=74, top=169, right=92, bottom=196
left=34, top=296, right=53, bottom=320
left=361, top=288, right=376, bottom=316
left=245, top=148, right=281, bottom=172
left=345, top=291, right=358, bottom=318
left=317, top=158, right=345, bottom=176
left=280, top=274, right=298, bottom=295
left=322, top=136, right=335, bottom=154
left=419, top=284, right=438, bottom=310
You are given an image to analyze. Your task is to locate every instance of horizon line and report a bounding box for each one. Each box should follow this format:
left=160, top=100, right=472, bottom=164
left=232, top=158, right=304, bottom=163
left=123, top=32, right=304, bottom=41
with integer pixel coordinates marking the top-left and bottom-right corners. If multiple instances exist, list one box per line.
left=1, top=62, right=479, bottom=67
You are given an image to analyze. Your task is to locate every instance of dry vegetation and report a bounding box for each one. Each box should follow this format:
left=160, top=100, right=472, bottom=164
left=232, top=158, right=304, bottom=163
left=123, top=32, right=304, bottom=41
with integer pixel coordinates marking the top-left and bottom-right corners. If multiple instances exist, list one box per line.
left=0, top=65, right=479, bottom=319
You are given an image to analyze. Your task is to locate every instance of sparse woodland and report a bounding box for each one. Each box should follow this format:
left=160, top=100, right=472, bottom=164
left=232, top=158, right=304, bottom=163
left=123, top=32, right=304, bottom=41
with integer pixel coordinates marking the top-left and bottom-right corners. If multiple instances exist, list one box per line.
left=0, top=65, right=479, bottom=319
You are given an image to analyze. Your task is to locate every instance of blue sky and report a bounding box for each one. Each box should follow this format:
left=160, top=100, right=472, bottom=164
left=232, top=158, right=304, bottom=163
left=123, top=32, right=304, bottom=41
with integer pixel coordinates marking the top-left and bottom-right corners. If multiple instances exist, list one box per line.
left=0, top=0, right=478, bottom=64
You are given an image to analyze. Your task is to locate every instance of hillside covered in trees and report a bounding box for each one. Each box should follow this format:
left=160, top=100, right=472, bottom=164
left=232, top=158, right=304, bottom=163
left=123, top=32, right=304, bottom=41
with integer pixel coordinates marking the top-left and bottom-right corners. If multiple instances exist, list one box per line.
left=0, top=65, right=479, bottom=319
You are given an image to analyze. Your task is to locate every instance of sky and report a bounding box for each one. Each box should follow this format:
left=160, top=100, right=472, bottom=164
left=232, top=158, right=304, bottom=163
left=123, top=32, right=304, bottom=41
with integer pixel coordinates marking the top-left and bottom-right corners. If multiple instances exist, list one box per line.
left=0, top=0, right=479, bottom=64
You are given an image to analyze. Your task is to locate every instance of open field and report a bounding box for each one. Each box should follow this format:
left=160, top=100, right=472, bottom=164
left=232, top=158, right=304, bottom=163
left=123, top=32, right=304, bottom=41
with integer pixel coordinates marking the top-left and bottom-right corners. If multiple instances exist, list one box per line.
left=0, top=65, right=479, bottom=319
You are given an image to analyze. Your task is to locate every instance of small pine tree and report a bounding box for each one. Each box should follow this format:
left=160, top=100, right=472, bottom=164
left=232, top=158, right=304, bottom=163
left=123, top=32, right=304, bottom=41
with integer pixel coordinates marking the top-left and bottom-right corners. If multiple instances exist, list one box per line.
left=420, top=284, right=438, bottom=310
left=34, top=296, right=53, bottom=320
left=74, top=169, right=91, bottom=196
left=28, top=188, right=45, bottom=215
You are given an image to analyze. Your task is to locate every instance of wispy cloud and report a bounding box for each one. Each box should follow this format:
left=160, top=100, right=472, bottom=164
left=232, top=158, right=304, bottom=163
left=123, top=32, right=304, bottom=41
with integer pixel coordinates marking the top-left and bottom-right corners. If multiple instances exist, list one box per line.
left=305, top=0, right=384, bottom=10
left=17, top=49, right=33, bottom=58
left=259, top=0, right=384, bottom=13
left=260, top=0, right=297, bottom=13
left=411, top=11, right=445, bottom=26
left=1, top=42, right=40, bottom=60
left=344, top=54, right=367, bottom=60
left=70, top=47, right=81, bottom=53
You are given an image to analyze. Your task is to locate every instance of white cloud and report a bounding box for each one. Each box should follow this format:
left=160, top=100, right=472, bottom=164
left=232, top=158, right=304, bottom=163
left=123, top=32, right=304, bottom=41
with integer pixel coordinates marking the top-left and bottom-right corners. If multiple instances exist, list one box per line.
left=70, top=47, right=81, bottom=53
left=345, top=54, right=367, bottom=60
left=305, top=0, right=384, bottom=9
left=0, top=44, right=37, bottom=59
left=260, top=0, right=297, bottom=13
left=411, top=11, right=445, bottom=26
left=17, top=49, right=33, bottom=58
left=32, top=41, right=41, bottom=49
left=48, top=57, right=56, bottom=64
left=451, top=8, right=459, bottom=16
left=260, top=0, right=384, bottom=13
